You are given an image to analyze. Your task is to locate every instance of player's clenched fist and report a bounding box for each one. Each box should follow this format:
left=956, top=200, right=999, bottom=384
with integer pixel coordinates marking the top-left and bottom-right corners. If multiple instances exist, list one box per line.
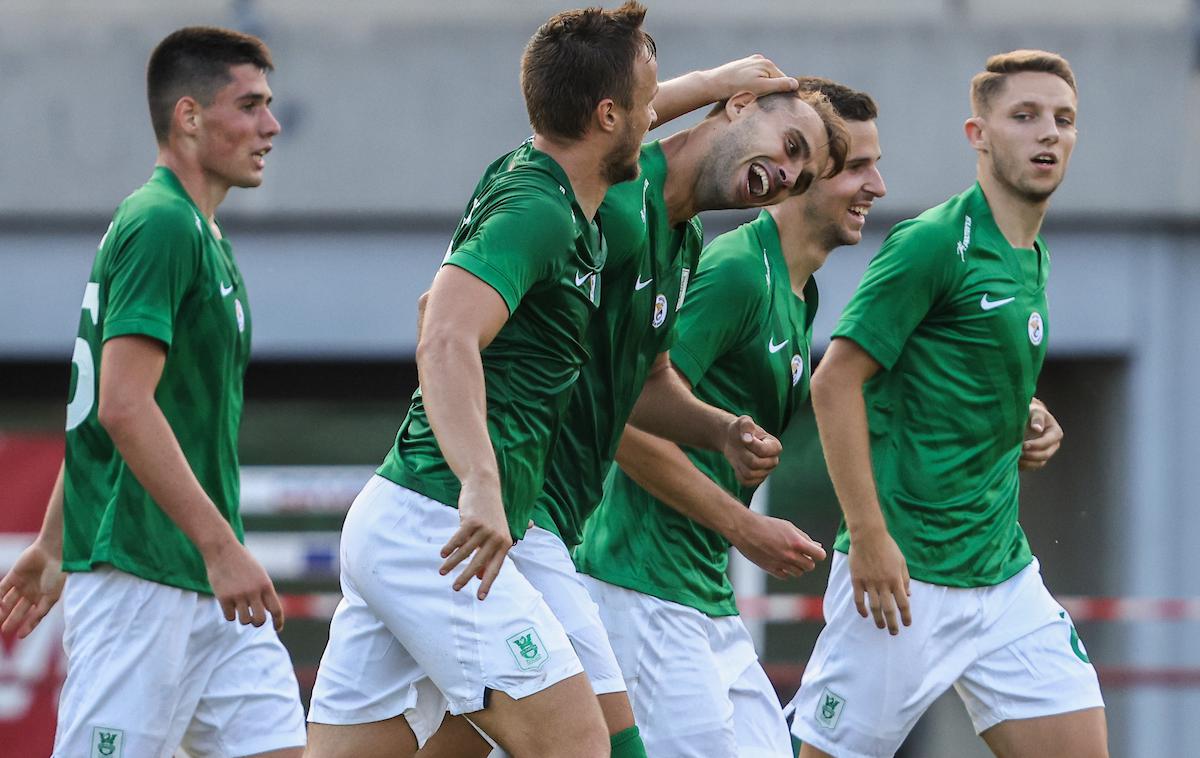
left=723, top=415, right=782, bottom=486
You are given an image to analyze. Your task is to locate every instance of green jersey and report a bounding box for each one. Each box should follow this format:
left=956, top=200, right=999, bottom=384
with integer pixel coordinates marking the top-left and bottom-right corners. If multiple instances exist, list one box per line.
left=532, top=142, right=703, bottom=547
left=378, top=140, right=605, bottom=540
left=576, top=211, right=817, bottom=616
left=62, top=167, right=251, bottom=594
left=831, top=183, right=1047, bottom=587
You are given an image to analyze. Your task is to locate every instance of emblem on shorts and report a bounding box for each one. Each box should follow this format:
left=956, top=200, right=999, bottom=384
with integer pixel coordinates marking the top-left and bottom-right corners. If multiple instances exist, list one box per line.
left=506, top=627, right=550, bottom=671
left=1028, top=311, right=1044, bottom=345
left=815, top=687, right=845, bottom=729
left=1059, top=610, right=1091, bottom=663
left=652, top=294, right=668, bottom=328
left=91, top=726, right=124, bottom=758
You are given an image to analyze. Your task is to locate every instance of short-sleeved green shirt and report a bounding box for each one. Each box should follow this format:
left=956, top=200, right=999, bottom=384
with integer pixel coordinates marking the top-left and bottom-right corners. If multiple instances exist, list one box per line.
left=377, top=140, right=605, bottom=540
left=62, top=167, right=251, bottom=593
left=532, top=142, right=703, bottom=547
left=831, top=183, right=1047, bottom=587
left=576, top=211, right=817, bottom=616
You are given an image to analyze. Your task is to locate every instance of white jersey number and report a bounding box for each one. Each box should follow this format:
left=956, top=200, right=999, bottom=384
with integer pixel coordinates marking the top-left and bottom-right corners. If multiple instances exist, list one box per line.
left=65, top=283, right=100, bottom=430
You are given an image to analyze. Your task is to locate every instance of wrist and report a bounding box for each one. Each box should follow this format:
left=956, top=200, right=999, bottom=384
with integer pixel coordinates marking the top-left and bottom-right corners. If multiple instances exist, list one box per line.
left=847, top=516, right=889, bottom=542
left=195, top=524, right=240, bottom=561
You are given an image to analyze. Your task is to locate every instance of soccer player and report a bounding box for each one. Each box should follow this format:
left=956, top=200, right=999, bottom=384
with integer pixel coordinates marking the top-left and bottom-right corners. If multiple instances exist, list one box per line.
left=787, top=51, right=1106, bottom=758
left=427, top=61, right=848, bottom=758
left=0, top=27, right=305, bottom=757
left=571, top=77, right=877, bottom=757
left=304, top=5, right=656, bottom=757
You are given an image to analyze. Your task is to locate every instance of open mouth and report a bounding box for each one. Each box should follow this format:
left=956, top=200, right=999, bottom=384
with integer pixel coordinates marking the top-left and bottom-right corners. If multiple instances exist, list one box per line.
left=252, top=146, right=271, bottom=168
left=1031, top=152, right=1057, bottom=167
left=848, top=204, right=869, bottom=221
left=747, top=162, right=771, bottom=198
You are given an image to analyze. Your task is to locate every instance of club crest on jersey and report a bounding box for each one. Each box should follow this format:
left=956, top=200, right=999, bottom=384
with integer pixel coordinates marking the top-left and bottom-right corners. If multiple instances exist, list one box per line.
left=652, top=294, right=668, bottom=328
left=234, top=299, right=246, bottom=333
left=91, top=726, right=124, bottom=757
left=1028, top=311, right=1043, bottom=345
left=506, top=627, right=549, bottom=671
left=791, top=353, right=803, bottom=386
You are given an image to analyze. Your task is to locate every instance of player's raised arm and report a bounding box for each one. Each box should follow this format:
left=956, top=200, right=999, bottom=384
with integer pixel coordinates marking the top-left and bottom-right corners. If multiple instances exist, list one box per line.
left=628, top=351, right=781, bottom=486
left=97, top=335, right=285, bottom=631
left=419, top=266, right=514, bottom=600
left=0, top=462, right=66, bottom=638
left=616, top=424, right=824, bottom=577
left=810, top=337, right=911, bottom=635
left=651, top=54, right=799, bottom=130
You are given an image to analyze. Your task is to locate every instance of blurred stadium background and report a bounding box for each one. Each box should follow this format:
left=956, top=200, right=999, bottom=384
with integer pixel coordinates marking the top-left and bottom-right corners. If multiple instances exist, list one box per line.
left=3, top=0, right=1199, bottom=755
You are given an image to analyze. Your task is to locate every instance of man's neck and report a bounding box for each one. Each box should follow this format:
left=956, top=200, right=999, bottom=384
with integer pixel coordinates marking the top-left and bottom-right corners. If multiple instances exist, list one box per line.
left=532, top=133, right=610, bottom=221
left=977, top=167, right=1050, bottom=249
left=658, top=123, right=711, bottom=226
left=768, top=204, right=829, bottom=299
left=156, top=149, right=229, bottom=225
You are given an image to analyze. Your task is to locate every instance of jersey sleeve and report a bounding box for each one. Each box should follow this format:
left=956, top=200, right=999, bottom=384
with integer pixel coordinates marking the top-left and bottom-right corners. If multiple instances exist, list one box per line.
left=670, top=244, right=766, bottom=387
left=445, top=183, right=575, bottom=314
left=103, top=204, right=203, bottom=347
left=832, top=219, right=961, bottom=370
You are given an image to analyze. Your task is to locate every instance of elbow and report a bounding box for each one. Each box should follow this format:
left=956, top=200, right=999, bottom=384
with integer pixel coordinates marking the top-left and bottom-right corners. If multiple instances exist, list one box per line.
left=809, top=364, right=836, bottom=409
left=97, top=394, right=139, bottom=439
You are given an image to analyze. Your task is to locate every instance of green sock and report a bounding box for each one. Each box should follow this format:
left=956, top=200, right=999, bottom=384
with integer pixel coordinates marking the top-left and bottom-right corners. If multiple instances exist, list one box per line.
left=610, top=725, right=647, bottom=758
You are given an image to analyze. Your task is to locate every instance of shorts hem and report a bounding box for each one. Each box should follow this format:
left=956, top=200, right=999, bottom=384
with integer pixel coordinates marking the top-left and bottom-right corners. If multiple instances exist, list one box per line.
left=971, top=694, right=1107, bottom=735
left=448, top=661, right=585, bottom=716
left=790, top=723, right=879, bottom=758
left=307, top=696, right=411, bottom=727
left=589, top=675, right=628, bottom=696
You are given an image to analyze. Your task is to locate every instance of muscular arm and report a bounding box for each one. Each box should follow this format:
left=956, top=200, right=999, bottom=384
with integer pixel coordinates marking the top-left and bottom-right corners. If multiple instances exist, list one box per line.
left=97, top=335, right=284, bottom=629
left=651, top=54, right=798, bottom=130
left=628, top=352, right=780, bottom=486
left=418, top=265, right=513, bottom=600
left=616, top=425, right=825, bottom=577
left=811, top=337, right=910, bottom=635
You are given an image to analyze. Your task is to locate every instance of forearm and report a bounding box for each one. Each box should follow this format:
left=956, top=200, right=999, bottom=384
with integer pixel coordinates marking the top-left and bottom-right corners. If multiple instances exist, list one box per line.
left=34, top=463, right=65, bottom=553
left=628, top=364, right=731, bottom=450
left=417, top=334, right=500, bottom=489
left=101, top=401, right=239, bottom=556
left=811, top=376, right=888, bottom=539
left=651, top=69, right=721, bottom=129
left=615, top=425, right=747, bottom=539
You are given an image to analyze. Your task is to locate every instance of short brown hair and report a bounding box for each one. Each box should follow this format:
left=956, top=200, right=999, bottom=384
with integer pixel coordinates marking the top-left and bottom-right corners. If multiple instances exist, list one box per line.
left=147, top=26, right=274, bottom=143
left=794, top=76, right=878, bottom=123
left=780, top=90, right=849, bottom=181
left=521, top=2, right=655, bottom=141
left=970, top=50, right=1076, bottom=116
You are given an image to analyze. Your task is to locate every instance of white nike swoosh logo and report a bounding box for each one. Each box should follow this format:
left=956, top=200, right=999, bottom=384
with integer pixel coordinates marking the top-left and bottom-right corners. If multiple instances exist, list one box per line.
left=219, top=282, right=235, bottom=297
left=635, top=275, right=652, bottom=291
left=768, top=337, right=789, bottom=353
left=980, top=294, right=1015, bottom=311
left=575, top=271, right=592, bottom=286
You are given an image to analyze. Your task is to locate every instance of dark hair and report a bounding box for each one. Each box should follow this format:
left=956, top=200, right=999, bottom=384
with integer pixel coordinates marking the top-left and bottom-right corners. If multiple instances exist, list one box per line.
left=970, top=49, right=1076, bottom=115
left=147, top=26, right=274, bottom=143
left=759, top=90, right=849, bottom=180
left=521, top=2, right=655, bottom=140
left=794, top=76, right=878, bottom=122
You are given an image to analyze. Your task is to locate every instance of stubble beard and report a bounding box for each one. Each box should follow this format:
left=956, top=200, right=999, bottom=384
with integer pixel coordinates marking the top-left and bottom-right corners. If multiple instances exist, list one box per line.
left=602, top=123, right=642, bottom=186
left=692, top=124, right=757, bottom=212
left=991, top=149, right=1060, bottom=205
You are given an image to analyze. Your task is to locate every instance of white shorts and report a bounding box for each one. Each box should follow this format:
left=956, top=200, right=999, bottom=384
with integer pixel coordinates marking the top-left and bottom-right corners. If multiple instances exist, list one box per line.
left=308, top=477, right=583, bottom=741
left=54, top=566, right=306, bottom=758
left=582, top=576, right=792, bottom=758
left=787, top=552, right=1104, bottom=758
left=507, top=525, right=626, bottom=696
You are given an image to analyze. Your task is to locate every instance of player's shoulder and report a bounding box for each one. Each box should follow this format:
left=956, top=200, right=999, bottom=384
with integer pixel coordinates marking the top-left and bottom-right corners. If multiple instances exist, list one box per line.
left=696, top=219, right=771, bottom=297
left=882, top=186, right=978, bottom=262
left=109, top=179, right=204, bottom=251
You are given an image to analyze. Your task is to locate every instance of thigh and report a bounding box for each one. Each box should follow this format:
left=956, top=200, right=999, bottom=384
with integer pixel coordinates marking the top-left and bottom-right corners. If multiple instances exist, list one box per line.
left=53, top=567, right=201, bottom=758
left=785, top=553, right=973, bottom=758
left=955, top=585, right=1104, bottom=738
left=509, top=527, right=626, bottom=697
left=980, top=707, right=1108, bottom=758
left=346, top=480, right=583, bottom=716
left=182, top=607, right=306, bottom=758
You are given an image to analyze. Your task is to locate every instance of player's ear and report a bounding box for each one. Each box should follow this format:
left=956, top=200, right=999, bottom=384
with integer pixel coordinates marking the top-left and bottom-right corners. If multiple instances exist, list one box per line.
left=964, top=116, right=986, bottom=153
left=173, top=96, right=202, bottom=140
left=723, top=90, right=758, bottom=121
left=594, top=97, right=619, bottom=135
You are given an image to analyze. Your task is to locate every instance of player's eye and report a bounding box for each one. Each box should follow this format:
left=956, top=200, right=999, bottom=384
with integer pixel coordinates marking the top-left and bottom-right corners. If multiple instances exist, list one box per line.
left=786, top=139, right=798, bottom=156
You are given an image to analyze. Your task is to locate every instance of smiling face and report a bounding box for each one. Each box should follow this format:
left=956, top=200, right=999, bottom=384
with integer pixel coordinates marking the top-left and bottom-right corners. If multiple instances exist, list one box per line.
left=194, top=63, right=280, bottom=189
left=970, top=71, right=1077, bottom=204
left=800, top=118, right=886, bottom=249
left=692, top=94, right=827, bottom=212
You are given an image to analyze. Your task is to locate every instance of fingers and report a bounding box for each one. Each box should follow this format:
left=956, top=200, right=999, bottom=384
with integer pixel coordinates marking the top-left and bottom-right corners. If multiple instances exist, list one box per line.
left=19, top=596, right=56, bottom=639
left=439, top=527, right=473, bottom=574
left=1027, top=405, right=1046, bottom=434
left=265, top=588, right=286, bottom=632
left=853, top=580, right=868, bottom=619
left=219, top=597, right=237, bottom=623
left=1, top=596, right=31, bottom=635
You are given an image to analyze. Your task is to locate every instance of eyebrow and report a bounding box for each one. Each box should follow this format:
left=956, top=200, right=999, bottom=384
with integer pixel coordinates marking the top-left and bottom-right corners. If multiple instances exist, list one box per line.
left=788, top=128, right=812, bottom=160
left=236, top=92, right=273, bottom=105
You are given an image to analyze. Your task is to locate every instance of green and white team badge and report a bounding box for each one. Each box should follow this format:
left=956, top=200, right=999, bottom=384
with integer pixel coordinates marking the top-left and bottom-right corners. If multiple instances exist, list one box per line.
left=652, top=294, right=668, bottom=328
left=91, top=726, right=124, bottom=757
left=1028, top=311, right=1044, bottom=345
left=815, top=687, right=846, bottom=729
left=506, top=627, right=550, bottom=671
